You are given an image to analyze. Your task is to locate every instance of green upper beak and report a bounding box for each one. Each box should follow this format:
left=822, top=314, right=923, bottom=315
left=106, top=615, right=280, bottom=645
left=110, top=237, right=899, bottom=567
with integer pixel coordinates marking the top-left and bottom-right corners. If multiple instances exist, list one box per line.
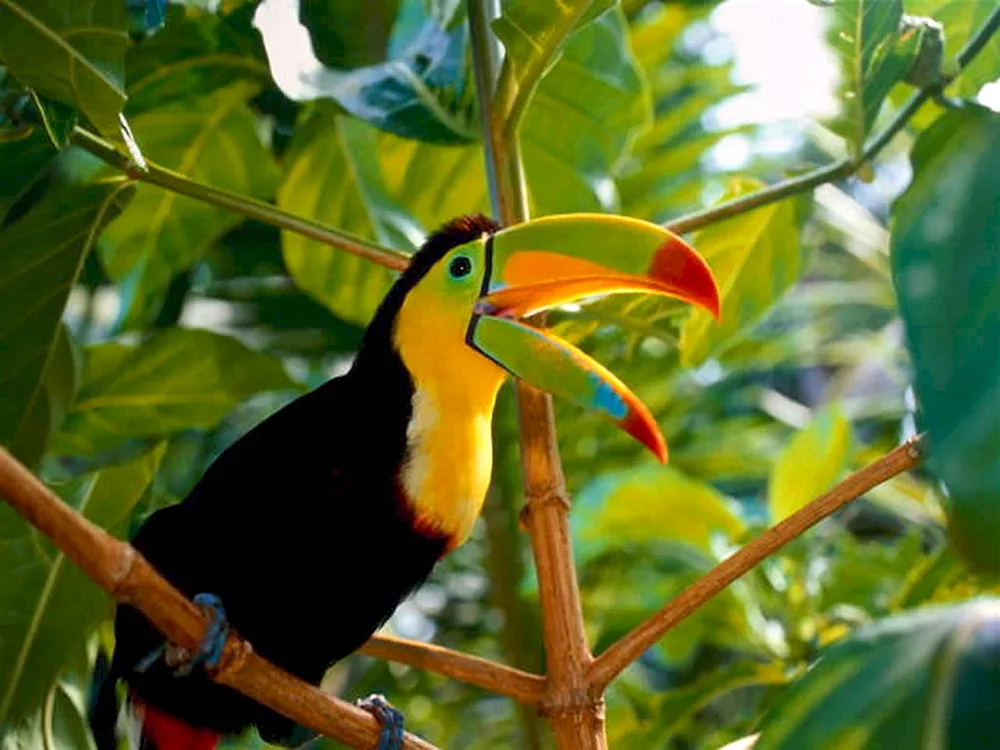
left=467, top=213, right=721, bottom=462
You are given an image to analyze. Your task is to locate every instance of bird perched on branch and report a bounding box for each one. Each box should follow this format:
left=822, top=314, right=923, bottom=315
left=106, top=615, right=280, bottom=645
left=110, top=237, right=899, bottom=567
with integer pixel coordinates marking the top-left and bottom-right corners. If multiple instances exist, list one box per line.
left=90, top=213, right=719, bottom=750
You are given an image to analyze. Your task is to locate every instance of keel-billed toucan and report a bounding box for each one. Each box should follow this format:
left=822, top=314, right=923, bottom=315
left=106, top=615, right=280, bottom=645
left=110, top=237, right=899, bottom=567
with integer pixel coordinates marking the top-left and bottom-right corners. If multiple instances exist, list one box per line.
left=90, top=213, right=719, bottom=750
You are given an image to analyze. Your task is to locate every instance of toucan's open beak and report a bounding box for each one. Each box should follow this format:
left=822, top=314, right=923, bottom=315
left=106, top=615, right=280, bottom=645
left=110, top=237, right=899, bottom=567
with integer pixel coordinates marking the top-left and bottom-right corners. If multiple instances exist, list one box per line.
left=468, top=213, right=720, bottom=463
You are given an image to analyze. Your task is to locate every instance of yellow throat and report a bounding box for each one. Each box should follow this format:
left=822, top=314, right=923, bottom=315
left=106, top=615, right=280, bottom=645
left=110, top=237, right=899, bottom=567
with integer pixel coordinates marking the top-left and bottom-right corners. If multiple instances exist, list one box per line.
left=392, top=282, right=507, bottom=547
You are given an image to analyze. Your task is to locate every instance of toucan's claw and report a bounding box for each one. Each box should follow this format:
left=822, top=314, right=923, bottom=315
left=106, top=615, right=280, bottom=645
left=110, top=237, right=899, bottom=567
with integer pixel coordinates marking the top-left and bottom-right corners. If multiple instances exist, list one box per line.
left=134, top=592, right=229, bottom=677
left=357, top=693, right=405, bottom=750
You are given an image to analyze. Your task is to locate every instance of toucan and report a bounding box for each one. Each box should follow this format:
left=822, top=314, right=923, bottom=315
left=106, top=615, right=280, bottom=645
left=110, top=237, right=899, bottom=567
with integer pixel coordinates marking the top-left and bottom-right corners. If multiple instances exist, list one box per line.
left=90, top=213, right=720, bottom=750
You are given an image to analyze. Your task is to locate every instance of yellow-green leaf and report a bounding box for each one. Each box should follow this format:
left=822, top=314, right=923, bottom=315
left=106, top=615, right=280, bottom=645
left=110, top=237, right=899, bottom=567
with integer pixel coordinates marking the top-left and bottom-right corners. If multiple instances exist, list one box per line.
left=768, top=407, right=852, bottom=524
left=680, top=178, right=804, bottom=366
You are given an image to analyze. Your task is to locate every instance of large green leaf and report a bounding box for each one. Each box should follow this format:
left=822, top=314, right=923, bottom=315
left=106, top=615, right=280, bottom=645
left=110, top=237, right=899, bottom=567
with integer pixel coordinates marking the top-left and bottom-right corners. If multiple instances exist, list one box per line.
left=768, top=407, right=852, bottom=524
left=253, top=0, right=477, bottom=143
left=0, top=125, right=56, bottom=221
left=754, top=599, right=1000, bottom=749
left=0, top=0, right=127, bottom=136
left=99, top=83, right=279, bottom=329
left=904, top=0, right=1000, bottom=100
left=124, top=4, right=271, bottom=115
left=521, top=5, right=652, bottom=214
left=278, top=111, right=420, bottom=326
left=891, top=105, right=1000, bottom=575
left=0, top=169, right=133, bottom=468
left=0, top=447, right=161, bottom=724
left=52, top=329, right=298, bottom=455
left=823, top=0, right=923, bottom=154
left=572, top=464, right=745, bottom=559
left=680, top=179, right=804, bottom=366
left=492, top=0, right=614, bottom=126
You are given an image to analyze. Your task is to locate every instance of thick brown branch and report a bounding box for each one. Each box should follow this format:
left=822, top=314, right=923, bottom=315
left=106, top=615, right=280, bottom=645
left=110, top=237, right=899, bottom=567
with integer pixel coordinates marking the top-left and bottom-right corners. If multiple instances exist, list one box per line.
left=359, top=634, right=546, bottom=705
left=0, top=446, right=435, bottom=750
left=587, top=434, right=926, bottom=691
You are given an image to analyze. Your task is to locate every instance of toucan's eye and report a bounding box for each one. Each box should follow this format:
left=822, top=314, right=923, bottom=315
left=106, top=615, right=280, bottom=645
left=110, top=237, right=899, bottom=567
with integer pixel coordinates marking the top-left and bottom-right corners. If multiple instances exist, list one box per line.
left=449, top=254, right=473, bottom=279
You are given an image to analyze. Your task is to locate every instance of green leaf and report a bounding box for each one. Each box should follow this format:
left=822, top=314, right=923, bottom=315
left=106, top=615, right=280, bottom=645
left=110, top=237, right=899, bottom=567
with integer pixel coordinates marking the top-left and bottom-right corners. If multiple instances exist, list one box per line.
left=0, top=0, right=127, bottom=135
left=0, top=169, right=133, bottom=468
left=904, top=0, right=1000, bottom=100
left=0, top=447, right=162, bottom=724
left=572, top=464, right=745, bottom=558
left=521, top=5, right=652, bottom=214
left=278, top=112, right=420, bottom=326
left=891, top=105, right=1000, bottom=575
left=0, top=126, right=56, bottom=221
left=300, top=0, right=400, bottom=69
left=253, top=0, right=477, bottom=143
left=124, top=4, right=271, bottom=115
left=768, top=407, right=852, bottom=524
left=680, top=178, right=804, bottom=366
left=99, top=83, right=278, bottom=329
left=754, top=599, right=1000, bottom=750
left=823, top=0, right=923, bottom=154
left=493, top=0, right=615, bottom=126
left=52, top=329, right=297, bottom=456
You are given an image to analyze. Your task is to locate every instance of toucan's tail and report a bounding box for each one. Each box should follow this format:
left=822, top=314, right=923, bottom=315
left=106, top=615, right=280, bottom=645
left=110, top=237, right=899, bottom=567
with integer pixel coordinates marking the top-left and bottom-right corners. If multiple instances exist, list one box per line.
left=89, top=649, right=220, bottom=750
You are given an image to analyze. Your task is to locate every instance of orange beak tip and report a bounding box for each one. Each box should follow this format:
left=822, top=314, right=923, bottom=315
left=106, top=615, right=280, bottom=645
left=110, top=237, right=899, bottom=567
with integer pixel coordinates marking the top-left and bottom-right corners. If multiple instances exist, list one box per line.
left=623, top=410, right=669, bottom=464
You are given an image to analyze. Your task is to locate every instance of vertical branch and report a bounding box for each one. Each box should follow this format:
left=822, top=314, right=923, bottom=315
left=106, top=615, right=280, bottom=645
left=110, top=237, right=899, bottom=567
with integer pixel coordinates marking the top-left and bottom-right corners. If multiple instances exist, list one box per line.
left=468, top=2, right=606, bottom=748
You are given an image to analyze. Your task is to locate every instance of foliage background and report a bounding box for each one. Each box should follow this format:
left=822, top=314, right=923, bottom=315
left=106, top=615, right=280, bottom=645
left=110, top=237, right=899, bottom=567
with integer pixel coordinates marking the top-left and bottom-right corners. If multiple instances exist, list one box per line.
left=1, top=0, right=999, bottom=748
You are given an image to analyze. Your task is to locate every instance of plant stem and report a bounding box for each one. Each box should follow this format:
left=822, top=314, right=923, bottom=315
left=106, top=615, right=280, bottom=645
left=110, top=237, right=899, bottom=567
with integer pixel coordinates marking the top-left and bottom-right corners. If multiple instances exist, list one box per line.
left=665, top=4, right=1000, bottom=235
left=470, top=1, right=605, bottom=747
left=68, top=127, right=410, bottom=272
left=359, top=634, right=545, bottom=705
left=587, top=434, right=926, bottom=691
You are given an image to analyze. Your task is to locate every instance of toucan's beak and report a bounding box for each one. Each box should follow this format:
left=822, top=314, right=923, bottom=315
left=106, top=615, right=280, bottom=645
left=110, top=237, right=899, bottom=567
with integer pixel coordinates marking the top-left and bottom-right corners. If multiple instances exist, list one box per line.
left=468, top=213, right=720, bottom=463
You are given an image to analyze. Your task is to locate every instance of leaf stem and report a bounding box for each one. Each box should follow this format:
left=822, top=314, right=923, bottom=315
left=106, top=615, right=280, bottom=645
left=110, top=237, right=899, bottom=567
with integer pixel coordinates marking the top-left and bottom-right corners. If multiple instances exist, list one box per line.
left=665, top=4, right=1000, bottom=235
left=68, top=127, right=410, bottom=272
left=587, top=434, right=926, bottom=691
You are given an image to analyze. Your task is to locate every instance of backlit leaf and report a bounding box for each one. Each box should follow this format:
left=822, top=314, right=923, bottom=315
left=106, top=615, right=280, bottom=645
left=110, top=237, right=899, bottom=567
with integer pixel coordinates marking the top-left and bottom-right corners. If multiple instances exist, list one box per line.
left=680, top=178, right=804, bottom=366
left=768, top=407, right=852, bottom=524
left=99, top=83, right=278, bottom=329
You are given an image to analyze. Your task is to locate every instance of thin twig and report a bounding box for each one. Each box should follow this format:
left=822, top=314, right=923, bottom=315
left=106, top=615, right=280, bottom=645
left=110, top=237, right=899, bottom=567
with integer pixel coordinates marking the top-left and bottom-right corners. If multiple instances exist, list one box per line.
left=666, top=4, right=1000, bottom=235
left=587, top=434, right=926, bottom=691
left=0, top=446, right=434, bottom=750
left=68, top=127, right=410, bottom=272
left=359, top=634, right=546, bottom=705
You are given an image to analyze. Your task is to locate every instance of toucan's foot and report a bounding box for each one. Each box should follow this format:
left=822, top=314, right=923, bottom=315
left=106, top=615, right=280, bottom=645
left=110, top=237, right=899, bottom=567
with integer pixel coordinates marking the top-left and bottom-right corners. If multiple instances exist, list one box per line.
left=356, top=694, right=404, bottom=750
left=135, top=593, right=229, bottom=677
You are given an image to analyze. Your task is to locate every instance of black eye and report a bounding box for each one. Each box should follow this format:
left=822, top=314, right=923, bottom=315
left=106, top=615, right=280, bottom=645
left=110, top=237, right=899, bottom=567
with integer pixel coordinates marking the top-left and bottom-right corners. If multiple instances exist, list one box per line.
left=449, top=254, right=473, bottom=279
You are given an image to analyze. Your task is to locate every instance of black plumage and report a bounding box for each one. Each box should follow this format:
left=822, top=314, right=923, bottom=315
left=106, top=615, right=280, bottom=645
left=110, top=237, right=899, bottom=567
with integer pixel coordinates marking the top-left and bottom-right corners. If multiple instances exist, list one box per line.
left=95, top=215, right=501, bottom=746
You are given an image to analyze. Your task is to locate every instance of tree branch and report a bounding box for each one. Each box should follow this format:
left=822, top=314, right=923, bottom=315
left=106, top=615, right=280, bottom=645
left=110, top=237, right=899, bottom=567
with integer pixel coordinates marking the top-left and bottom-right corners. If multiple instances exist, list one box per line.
left=471, top=0, right=606, bottom=747
left=0, top=446, right=434, bottom=750
left=665, top=4, right=1000, bottom=235
left=359, top=634, right=546, bottom=705
left=68, top=127, right=410, bottom=272
left=587, top=433, right=926, bottom=691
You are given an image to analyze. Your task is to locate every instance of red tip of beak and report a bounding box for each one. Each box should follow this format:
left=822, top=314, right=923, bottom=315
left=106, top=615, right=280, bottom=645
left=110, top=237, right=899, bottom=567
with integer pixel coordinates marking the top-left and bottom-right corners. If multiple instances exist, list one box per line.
left=648, top=236, right=722, bottom=322
left=622, top=409, right=669, bottom=464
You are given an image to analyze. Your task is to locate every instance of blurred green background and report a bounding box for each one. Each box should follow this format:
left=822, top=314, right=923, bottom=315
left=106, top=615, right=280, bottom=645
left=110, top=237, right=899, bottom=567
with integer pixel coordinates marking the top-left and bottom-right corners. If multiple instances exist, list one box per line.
left=1, top=0, right=999, bottom=748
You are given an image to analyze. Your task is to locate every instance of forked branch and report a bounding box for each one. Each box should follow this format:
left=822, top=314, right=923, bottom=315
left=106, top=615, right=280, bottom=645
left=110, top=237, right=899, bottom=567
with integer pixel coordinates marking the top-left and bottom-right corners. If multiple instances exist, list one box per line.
left=587, top=433, right=927, bottom=691
left=0, top=446, right=434, bottom=750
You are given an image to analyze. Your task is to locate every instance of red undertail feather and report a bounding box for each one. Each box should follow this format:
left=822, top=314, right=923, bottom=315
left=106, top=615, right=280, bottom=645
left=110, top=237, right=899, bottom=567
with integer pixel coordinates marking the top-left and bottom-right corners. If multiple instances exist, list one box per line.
left=132, top=693, right=220, bottom=750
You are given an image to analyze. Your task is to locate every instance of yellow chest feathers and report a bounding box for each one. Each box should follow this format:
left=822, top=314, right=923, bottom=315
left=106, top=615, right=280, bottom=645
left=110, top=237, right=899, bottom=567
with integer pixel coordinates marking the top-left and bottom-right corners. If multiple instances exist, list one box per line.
left=400, top=387, right=496, bottom=547
left=392, top=282, right=507, bottom=548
